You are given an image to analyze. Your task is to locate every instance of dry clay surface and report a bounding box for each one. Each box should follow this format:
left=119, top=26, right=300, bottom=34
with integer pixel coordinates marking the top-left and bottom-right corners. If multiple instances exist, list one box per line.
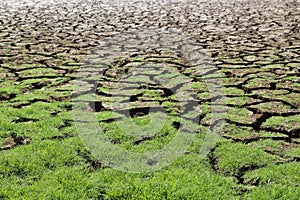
left=0, top=0, right=300, bottom=197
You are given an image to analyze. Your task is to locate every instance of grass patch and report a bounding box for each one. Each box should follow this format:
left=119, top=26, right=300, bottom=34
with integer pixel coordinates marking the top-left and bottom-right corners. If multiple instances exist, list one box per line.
left=214, top=141, right=280, bottom=176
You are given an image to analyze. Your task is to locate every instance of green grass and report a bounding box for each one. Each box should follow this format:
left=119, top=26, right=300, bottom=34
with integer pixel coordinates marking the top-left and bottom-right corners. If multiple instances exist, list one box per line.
left=1, top=43, right=300, bottom=200
left=243, top=162, right=300, bottom=186
left=214, top=142, right=280, bottom=176
left=95, top=158, right=239, bottom=200
left=0, top=166, right=103, bottom=199
left=263, top=115, right=300, bottom=130
left=243, top=184, right=300, bottom=200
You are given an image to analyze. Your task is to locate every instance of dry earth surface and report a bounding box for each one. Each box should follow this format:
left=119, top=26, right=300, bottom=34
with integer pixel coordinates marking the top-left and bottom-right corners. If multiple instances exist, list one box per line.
left=0, top=0, right=299, bottom=199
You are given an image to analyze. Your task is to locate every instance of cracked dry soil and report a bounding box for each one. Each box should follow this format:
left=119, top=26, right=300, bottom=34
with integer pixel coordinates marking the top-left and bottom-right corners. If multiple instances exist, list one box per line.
left=0, top=0, right=299, bottom=198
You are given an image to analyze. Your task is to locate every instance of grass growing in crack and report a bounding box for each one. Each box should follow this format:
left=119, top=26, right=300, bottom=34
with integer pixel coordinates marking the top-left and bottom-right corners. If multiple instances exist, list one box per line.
left=97, top=114, right=180, bottom=153
left=214, top=141, right=280, bottom=176
left=0, top=101, right=73, bottom=141
left=285, top=147, right=300, bottom=159
left=243, top=162, right=300, bottom=186
left=262, top=115, right=300, bottom=129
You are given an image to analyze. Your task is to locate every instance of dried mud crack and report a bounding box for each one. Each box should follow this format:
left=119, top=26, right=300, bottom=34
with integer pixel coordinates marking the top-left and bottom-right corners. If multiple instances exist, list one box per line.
left=0, top=0, right=299, bottom=199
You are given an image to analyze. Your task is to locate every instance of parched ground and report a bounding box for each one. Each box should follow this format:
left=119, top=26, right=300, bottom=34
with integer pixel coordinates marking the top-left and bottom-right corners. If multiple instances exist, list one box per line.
left=0, top=0, right=299, bottom=199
